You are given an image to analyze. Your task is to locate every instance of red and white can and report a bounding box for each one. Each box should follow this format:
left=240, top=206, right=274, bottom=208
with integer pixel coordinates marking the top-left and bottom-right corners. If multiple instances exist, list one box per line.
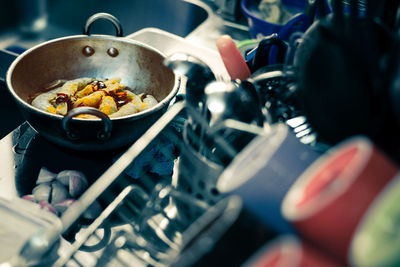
left=281, top=136, right=399, bottom=262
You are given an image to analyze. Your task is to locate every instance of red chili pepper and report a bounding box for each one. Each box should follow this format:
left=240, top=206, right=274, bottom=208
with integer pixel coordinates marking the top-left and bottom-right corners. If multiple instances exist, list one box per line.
left=117, top=92, right=127, bottom=97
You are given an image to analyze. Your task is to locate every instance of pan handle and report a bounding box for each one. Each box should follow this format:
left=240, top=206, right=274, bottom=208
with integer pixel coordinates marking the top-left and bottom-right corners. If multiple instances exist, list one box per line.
left=62, top=107, right=113, bottom=141
left=83, top=12, right=123, bottom=37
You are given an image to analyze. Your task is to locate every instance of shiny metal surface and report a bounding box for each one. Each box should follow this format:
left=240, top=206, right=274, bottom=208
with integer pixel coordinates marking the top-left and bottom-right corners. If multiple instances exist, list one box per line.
left=127, top=28, right=231, bottom=81
left=164, top=52, right=216, bottom=109
left=8, top=35, right=177, bottom=103
left=6, top=34, right=180, bottom=150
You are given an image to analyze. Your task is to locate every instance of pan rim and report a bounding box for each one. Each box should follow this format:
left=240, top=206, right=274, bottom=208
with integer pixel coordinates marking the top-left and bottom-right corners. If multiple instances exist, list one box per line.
left=6, top=34, right=181, bottom=122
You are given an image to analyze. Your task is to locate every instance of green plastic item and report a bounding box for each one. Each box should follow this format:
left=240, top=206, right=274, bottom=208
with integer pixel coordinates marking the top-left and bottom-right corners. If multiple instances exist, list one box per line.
left=350, top=174, right=400, bottom=267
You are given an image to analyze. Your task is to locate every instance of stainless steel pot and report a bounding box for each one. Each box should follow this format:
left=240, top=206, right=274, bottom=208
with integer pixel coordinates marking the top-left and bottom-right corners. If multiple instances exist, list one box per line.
left=6, top=13, right=181, bottom=151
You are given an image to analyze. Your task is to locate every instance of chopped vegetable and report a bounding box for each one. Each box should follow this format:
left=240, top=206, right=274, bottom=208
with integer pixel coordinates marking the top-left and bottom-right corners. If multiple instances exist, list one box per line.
left=31, top=77, right=158, bottom=118
left=22, top=167, right=90, bottom=217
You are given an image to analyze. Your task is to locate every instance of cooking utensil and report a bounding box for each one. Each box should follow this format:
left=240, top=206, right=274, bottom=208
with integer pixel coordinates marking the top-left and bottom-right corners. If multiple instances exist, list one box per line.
left=204, top=80, right=264, bottom=127
left=6, top=13, right=180, bottom=151
left=175, top=79, right=266, bottom=205
left=163, top=52, right=215, bottom=110
left=175, top=120, right=225, bottom=205
left=202, top=80, right=264, bottom=165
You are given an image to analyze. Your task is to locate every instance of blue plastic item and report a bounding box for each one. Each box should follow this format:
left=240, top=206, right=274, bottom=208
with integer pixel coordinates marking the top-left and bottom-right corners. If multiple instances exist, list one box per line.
left=5, top=45, right=26, bottom=55
left=241, top=0, right=311, bottom=39
left=244, top=33, right=288, bottom=71
left=217, top=123, right=321, bottom=233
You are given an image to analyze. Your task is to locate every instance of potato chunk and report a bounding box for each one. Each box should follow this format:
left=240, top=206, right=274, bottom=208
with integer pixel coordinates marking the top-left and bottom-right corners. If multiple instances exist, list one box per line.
left=99, top=96, right=118, bottom=115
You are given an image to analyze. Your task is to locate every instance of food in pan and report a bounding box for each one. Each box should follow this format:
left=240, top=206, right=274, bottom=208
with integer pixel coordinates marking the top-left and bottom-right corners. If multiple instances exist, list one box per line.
left=30, top=77, right=158, bottom=118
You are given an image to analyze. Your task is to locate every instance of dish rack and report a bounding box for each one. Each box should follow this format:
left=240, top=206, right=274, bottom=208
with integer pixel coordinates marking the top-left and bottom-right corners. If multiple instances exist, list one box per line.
left=17, top=55, right=320, bottom=265
left=48, top=101, right=263, bottom=267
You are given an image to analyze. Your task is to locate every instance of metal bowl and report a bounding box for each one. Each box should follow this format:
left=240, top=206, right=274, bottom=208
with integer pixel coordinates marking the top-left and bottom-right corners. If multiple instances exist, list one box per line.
left=6, top=14, right=180, bottom=151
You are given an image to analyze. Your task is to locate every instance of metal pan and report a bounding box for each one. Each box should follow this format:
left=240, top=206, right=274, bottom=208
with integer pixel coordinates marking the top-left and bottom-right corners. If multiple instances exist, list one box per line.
left=6, top=13, right=181, bottom=151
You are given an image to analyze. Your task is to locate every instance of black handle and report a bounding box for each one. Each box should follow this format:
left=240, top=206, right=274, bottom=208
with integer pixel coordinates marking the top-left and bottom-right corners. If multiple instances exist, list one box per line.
left=83, top=12, right=123, bottom=37
left=62, top=107, right=113, bottom=141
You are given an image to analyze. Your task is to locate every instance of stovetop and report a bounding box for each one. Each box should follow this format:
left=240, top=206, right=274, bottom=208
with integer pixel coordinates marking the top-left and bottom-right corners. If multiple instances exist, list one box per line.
left=0, top=121, right=125, bottom=201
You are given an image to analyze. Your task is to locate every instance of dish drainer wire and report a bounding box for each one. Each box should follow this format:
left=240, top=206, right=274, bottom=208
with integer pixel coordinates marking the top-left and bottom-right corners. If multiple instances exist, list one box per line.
left=12, top=49, right=327, bottom=265
left=48, top=101, right=263, bottom=267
